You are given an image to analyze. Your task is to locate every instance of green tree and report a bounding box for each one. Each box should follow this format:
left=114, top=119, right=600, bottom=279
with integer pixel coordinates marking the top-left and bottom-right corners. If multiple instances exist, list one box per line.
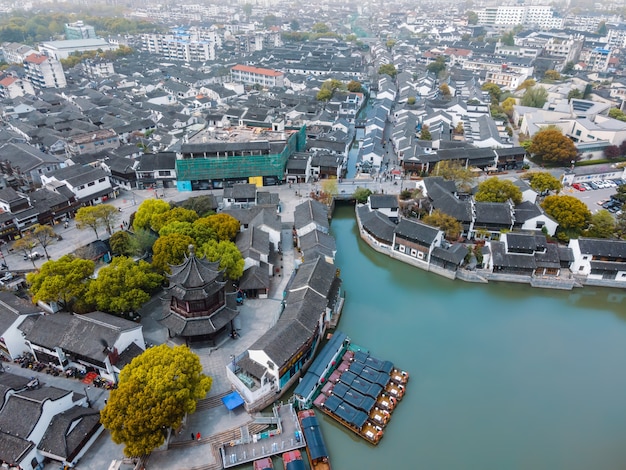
left=151, top=207, right=198, bottom=232
left=131, top=229, right=158, bottom=257
left=386, top=38, right=396, bottom=50
left=426, top=56, right=446, bottom=76
left=311, top=22, right=330, bottom=33
left=26, top=255, right=95, bottom=311
left=86, top=257, right=162, bottom=314
left=407, top=96, right=416, bottom=105
left=203, top=213, right=240, bottom=241
left=133, top=199, right=171, bottom=231
left=454, top=122, right=464, bottom=135
left=242, top=3, right=252, bottom=19
left=439, top=83, right=452, bottom=99
left=528, top=128, right=577, bottom=165
left=597, top=20, right=607, bottom=36
left=585, top=210, right=615, bottom=238
left=290, top=19, right=300, bottom=31
left=567, top=88, right=583, bottom=101
left=541, top=195, right=591, bottom=239
left=467, top=11, right=478, bottom=25
left=177, top=195, right=216, bottom=217
left=110, top=231, right=133, bottom=256
left=562, top=61, right=575, bottom=75
left=501, top=97, right=517, bottom=117
left=200, top=240, right=244, bottom=280
left=378, top=63, right=397, bottom=78
left=100, top=345, right=212, bottom=457
left=432, top=160, right=475, bottom=191
left=353, top=187, right=373, bottom=204
left=159, top=221, right=195, bottom=240
left=14, top=234, right=39, bottom=268
left=475, top=177, right=523, bottom=204
left=613, top=184, right=626, bottom=203
left=262, top=14, right=278, bottom=28
left=316, top=88, right=333, bottom=101
left=515, top=78, right=536, bottom=91
left=526, top=171, right=562, bottom=194
left=420, top=124, right=432, bottom=140
left=521, top=87, right=548, bottom=108
left=31, top=224, right=56, bottom=260
left=422, top=209, right=463, bottom=240
left=190, top=218, right=218, bottom=246
left=544, top=69, right=561, bottom=81
left=152, top=234, right=195, bottom=273
left=481, top=82, right=502, bottom=103
left=609, top=108, right=626, bottom=122
left=347, top=80, right=362, bottom=92
left=75, top=206, right=103, bottom=238
left=501, top=31, right=515, bottom=46
left=615, top=211, right=626, bottom=239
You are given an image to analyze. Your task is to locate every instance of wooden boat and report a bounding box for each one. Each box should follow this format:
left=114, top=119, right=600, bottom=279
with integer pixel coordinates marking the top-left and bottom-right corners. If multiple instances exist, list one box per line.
left=297, top=409, right=331, bottom=470
left=376, top=392, right=397, bottom=412
left=390, top=368, right=409, bottom=385
left=253, top=457, right=274, bottom=470
left=385, top=381, right=405, bottom=400
left=368, top=406, right=390, bottom=427
left=315, top=394, right=384, bottom=445
left=282, top=450, right=306, bottom=470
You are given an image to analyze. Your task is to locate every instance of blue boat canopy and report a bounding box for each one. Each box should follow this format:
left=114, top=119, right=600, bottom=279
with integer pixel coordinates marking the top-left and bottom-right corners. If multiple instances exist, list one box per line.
left=300, top=414, right=329, bottom=461
left=222, top=390, right=245, bottom=410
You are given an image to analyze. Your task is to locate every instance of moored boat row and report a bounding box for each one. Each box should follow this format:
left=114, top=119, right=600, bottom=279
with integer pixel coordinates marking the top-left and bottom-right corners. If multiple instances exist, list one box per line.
left=297, top=409, right=331, bottom=470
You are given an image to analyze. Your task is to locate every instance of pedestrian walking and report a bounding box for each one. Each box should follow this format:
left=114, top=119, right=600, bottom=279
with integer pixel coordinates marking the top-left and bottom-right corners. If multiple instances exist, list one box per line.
left=191, top=433, right=195, bottom=440
left=196, top=432, right=201, bottom=440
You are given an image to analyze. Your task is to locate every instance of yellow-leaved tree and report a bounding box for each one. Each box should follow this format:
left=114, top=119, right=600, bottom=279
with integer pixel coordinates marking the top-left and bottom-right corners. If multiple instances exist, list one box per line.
left=100, top=345, right=212, bottom=457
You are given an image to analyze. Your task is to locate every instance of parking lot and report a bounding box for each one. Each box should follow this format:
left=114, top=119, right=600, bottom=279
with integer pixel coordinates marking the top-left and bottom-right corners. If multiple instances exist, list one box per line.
left=566, top=178, right=624, bottom=214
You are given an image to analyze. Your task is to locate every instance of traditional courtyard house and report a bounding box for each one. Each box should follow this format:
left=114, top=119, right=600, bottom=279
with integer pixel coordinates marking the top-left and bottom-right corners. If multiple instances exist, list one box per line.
left=135, top=152, right=177, bottom=190
left=0, top=292, right=43, bottom=360
left=513, top=201, right=558, bottom=236
left=294, top=199, right=329, bottom=241
left=392, top=218, right=444, bottom=263
left=40, top=165, right=113, bottom=206
left=472, top=201, right=515, bottom=239
left=159, top=247, right=239, bottom=345
left=20, top=311, right=145, bottom=383
left=236, top=226, right=272, bottom=275
left=367, top=194, right=399, bottom=222
left=249, top=208, right=282, bottom=252
left=569, top=238, right=626, bottom=282
left=223, top=183, right=257, bottom=209
left=299, top=229, right=337, bottom=264
left=238, top=265, right=270, bottom=300
left=285, top=153, right=312, bottom=184
left=0, top=373, right=102, bottom=470
left=0, top=143, right=64, bottom=187
left=309, top=152, right=343, bottom=180
left=228, top=257, right=342, bottom=411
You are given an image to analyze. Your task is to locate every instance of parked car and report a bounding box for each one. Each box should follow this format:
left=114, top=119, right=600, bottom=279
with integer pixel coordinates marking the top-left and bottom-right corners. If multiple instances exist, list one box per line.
left=580, top=183, right=592, bottom=191
left=23, top=252, right=42, bottom=261
left=572, top=183, right=583, bottom=191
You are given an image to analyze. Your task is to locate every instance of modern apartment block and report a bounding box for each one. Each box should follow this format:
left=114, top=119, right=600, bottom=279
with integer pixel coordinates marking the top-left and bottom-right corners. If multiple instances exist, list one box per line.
left=477, top=6, right=563, bottom=29
left=230, top=64, right=285, bottom=88
left=141, top=27, right=221, bottom=62
left=23, top=53, right=67, bottom=89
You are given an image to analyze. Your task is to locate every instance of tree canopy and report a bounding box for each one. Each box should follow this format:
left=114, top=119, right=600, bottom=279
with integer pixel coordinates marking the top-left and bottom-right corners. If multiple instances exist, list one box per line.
left=176, top=195, right=216, bottom=217
left=100, top=345, right=212, bottom=457
left=347, top=80, right=362, bottom=92
left=432, top=160, right=475, bottom=191
left=85, top=257, right=162, bottom=314
left=151, top=207, right=198, bottom=232
left=31, top=224, right=57, bottom=260
left=202, top=213, right=240, bottom=241
left=420, top=124, right=432, bottom=141
left=585, top=210, right=615, bottom=239
left=475, top=177, right=523, bottom=204
left=27, top=255, right=95, bottom=311
left=200, top=240, right=244, bottom=280
left=110, top=231, right=133, bottom=257
left=422, top=209, right=462, bottom=240
left=541, top=195, right=591, bottom=240
left=525, top=171, right=562, bottom=194
left=378, top=63, right=397, bottom=78
left=353, top=187, right=373, bottom=204
left=14, top=234, right=39, bottom=268
left=520, top=86, right=548, bottom=108
left=481, top=82, right=502, bottom=102
left=152, top=234, right=195, bottom=273
left=528, top=128, right=577, bottom=165
left=426, top=56, right=446, bottom=76
left=133, top=199, right=171, bottom=231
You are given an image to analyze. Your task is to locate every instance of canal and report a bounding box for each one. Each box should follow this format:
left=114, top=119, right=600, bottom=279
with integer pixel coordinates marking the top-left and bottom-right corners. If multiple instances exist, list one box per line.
left=322, top=204, right=626, bottom=470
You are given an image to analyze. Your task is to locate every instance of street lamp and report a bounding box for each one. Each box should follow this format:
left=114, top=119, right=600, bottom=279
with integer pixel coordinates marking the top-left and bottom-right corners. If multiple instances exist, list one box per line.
left=83, top=386, right=91, bottom=408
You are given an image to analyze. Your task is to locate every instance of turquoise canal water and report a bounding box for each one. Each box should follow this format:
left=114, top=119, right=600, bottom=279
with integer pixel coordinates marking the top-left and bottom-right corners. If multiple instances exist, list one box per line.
left=321, top=204, right=626, bottom=470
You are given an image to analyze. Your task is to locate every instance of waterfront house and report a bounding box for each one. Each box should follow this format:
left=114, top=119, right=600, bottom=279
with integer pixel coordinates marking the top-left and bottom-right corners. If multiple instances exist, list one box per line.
left=299, top=229, right=337, bottom=263
left=356, top=205, right=397, bottom=247
left=569, top=238, right=626, bottom=282
left=392, top=218, right=444, bottom=263
left=368, top=194, right=399, bottom=222
left=228, top=257, right=342, bottom=411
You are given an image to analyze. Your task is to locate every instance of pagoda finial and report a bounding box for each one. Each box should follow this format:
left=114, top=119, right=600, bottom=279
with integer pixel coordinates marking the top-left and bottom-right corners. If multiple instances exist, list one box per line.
left=188, top=244, right=195, bottom=257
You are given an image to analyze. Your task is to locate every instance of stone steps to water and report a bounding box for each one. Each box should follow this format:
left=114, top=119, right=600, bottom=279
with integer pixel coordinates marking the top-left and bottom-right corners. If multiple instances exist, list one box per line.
left=196, top=390, right=232, bottom=411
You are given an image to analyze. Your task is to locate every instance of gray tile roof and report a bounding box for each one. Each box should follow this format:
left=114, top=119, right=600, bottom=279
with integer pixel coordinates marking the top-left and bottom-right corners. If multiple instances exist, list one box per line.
left=357, top=206, right=396, bottom=245
left=578, top=238, right=626, bottom=259
left=394, top=218, right=440, bottom=244
left=369, top=194, right=399, bottom=210
left=37, top=406, right=101, bottom=460
left=288, top=257, right=336, bottom=298
left=0, top=292, right=41, bottom=334
left=0, top=431, right=33, bottom=464
left=22, top=312, right=140, bottom=363
left=294, top=199, right=329, bottom=232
